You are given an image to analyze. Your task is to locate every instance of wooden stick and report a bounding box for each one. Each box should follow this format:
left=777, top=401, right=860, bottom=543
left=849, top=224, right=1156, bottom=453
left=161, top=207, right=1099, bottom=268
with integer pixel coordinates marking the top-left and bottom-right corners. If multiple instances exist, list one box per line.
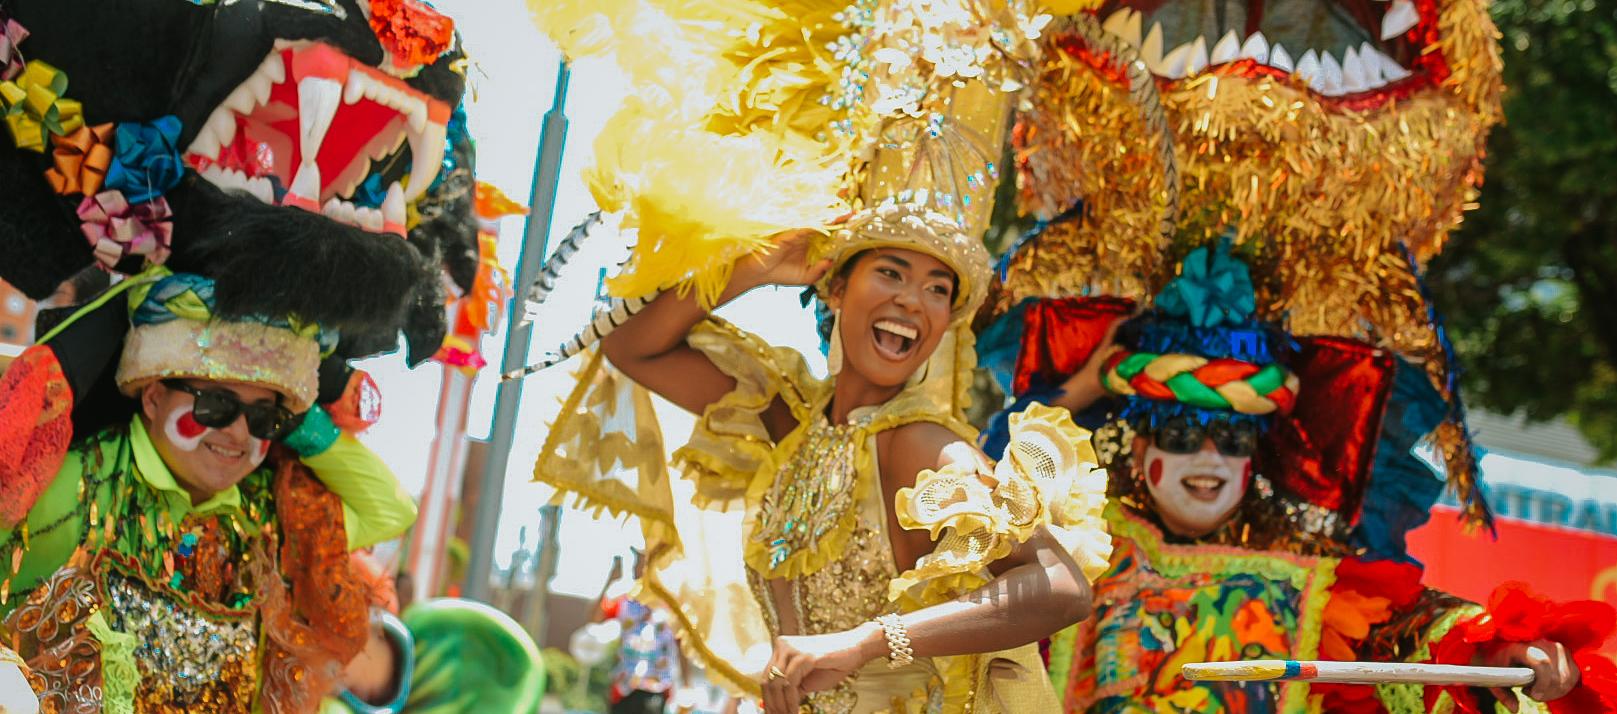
left=1181, top=660, right=1535, bottom=688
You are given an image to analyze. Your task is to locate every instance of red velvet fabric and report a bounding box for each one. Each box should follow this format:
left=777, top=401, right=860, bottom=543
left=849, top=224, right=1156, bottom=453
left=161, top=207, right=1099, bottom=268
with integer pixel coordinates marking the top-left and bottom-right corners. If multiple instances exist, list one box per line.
left=1257, top=336, right=1395, bottom=521
left=0, top=345, right=74, bottom=526
left=1013, top=296, right=1135, bottom=395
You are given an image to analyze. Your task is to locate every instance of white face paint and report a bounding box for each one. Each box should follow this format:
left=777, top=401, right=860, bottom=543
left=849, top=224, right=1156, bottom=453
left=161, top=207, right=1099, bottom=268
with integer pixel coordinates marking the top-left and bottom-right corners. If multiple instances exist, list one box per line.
left=164, top=407, right=210, bottom=452
left=1139, top=439, right=1252, bottom=538
left=163, top=402, right=271, bottom=465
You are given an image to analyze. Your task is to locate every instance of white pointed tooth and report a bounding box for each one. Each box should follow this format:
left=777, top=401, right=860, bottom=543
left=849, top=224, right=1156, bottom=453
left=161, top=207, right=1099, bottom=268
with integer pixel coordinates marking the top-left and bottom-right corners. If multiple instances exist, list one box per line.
left=344, top=69, right=368, bottom=105
left=1341, top=46, right=1368, bottom=92
left=1121, top=10, right=1143, bottom=48
left=405, top=122, right=447, bottom=201
left=1359, top=43, right=1387, bottom=86
left=187, top=127, right=221, bottom=161
left=1382, top=0, right=1420, bottom=40
left=285, top=161, right=321, bottom=208
left=247, top=73, right=273, bottom=106
left=259, top=51, right=286, bottom=85
left=1269, top=43, right=1294, bottom=72
left=1185, top=36, right=1209, bottom=75
left=1141, top=23, right=1165, bottom=70
left=1211, top=30, right=1240, bottom=65
left=1376, top=48, right=1412, bottom=80
left=404, top=97, right=428, bottom=133
left=360, top=207, right=385, bottom=232
left=1295, top=49, right=1321, bottom=80
left=1102, top=9, right=1132, bottom=39
left=223, top=84, right=257, bottom=114
left=1103, top=9, right=1142, bottom=49
left=1317, top=51, right=1345, bottom=94
left=1238, top=31, right=1269, bottom=64
left=381, top=181, right=407, bottom=234
left=1159, top=41, right=1193, bottom=79
left=247, top=176, right=274, bottom=203
left=297, top=77, right=342, bottom=163
left=208, top=108, right=237, bottom=148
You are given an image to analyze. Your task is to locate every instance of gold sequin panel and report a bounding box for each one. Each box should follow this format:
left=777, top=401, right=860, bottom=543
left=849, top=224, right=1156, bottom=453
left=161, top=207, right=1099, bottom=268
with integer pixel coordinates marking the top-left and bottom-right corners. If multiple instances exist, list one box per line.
left=752, top=418, right=863, bottom=572
left=102, top=566, right=259, bottom=712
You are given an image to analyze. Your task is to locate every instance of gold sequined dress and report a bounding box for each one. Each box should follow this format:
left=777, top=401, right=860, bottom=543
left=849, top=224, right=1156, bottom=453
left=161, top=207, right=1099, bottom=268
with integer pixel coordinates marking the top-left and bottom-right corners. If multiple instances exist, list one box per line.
left=536, top=319, right=1114, bottom=712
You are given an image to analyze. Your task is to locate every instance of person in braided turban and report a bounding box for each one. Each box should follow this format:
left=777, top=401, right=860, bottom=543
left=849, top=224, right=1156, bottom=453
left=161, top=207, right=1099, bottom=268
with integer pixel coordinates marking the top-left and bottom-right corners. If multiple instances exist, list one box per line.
left=979, top=242, right=1608, bottom=713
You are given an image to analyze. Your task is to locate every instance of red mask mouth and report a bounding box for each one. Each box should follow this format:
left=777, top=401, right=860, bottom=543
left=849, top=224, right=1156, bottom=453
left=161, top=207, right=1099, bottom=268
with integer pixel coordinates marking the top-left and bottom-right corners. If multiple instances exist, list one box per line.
left=183, top=42, right=451, bottom=236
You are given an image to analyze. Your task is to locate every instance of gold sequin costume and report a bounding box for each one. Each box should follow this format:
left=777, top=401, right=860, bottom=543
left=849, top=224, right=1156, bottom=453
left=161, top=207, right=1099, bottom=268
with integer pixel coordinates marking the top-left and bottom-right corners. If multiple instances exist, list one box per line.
left=537, top=202, right=1113, bottom=711
left=525, top=1, right=1117, bottom=709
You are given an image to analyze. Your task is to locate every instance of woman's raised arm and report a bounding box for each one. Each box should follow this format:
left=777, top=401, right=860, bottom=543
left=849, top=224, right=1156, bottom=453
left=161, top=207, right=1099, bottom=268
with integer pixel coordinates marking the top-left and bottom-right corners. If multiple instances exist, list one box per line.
left=600, top=229, right=829, bottom=433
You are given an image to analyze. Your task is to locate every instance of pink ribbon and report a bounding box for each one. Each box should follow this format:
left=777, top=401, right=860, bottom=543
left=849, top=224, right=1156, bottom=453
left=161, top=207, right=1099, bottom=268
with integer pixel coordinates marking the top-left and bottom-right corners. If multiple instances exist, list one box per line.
left=77, top=190, right=173, bottom=271
left=0, top=18, right=26, bottom=82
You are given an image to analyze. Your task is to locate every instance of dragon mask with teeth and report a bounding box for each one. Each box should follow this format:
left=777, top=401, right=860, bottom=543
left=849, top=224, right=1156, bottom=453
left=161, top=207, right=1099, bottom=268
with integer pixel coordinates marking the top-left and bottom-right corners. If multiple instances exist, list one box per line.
left=0, top=0, right=477, bottom=364
left=996, top=0, right=1503, bottom=522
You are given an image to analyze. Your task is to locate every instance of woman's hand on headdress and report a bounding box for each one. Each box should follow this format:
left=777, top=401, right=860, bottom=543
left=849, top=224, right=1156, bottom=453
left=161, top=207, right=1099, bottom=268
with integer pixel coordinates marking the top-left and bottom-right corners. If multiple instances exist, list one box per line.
left=734, top=227, right=832, bottom=289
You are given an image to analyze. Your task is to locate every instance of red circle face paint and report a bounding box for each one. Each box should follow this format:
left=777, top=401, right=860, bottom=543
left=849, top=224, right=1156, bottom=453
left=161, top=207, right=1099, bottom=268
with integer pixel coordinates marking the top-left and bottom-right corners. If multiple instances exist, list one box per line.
left=177, top=411, right=207, bottom=439
left=1148, top=458, right=1164, bottom=487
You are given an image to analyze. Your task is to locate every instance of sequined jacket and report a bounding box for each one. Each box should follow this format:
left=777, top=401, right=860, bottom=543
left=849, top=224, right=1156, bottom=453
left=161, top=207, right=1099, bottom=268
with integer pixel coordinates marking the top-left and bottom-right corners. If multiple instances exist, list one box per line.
left=0, top=346, right=417, bottom=714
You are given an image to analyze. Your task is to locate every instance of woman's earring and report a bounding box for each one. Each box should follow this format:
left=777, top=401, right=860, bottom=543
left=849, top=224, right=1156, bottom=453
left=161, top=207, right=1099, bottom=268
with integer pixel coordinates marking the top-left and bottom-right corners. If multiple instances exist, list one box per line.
left=827, top=309, right=844, bottom=376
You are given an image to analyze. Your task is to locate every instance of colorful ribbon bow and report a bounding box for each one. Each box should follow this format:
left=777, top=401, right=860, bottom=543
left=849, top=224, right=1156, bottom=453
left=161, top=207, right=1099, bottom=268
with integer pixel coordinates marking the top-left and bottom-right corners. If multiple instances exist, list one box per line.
left=0, top=14, right=26, bottom=81
left=130, top=270, right=213, bottom=326
left=105, top=115, right=184, bottom=203
left=1, top=60, right=84, bottom=152
left=1155, top=241, right=1257, bottom=329
left=78, top=190, right=174, bottom=272
left=46, top=123, right=114, bottom=195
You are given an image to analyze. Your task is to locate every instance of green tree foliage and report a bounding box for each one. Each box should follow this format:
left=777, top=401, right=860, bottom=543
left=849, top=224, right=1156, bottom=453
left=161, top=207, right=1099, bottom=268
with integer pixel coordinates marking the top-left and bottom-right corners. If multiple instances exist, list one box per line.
left=1427, top=0, right=1617, bottom=462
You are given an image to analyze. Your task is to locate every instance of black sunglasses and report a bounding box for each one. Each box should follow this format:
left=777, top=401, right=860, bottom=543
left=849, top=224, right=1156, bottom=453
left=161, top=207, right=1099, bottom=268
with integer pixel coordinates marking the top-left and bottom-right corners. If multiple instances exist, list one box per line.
left=1151, top=416, right=1259, bottom=458
left=163, top=380, right=294, bottom=441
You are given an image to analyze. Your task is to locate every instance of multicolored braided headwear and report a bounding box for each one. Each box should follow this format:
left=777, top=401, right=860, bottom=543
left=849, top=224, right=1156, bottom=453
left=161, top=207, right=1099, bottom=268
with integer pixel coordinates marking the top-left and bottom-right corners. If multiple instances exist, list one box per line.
left=1102, top=242, right=1299, bottom=431
left=115, top=271, right=337, bottom=412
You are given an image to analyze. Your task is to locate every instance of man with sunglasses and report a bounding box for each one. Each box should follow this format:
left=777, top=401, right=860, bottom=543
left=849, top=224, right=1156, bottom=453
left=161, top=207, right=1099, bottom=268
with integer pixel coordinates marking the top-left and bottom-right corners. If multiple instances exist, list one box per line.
left=980, top=244, right=1601, bottom=713
left=0, top=271, right=417, bottom=712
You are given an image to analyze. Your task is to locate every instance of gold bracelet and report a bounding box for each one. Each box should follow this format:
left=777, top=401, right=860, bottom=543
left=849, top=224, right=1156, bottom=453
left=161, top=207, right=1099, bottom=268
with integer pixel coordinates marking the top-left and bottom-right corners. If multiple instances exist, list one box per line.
left=874, top=613, right=914, bottom=669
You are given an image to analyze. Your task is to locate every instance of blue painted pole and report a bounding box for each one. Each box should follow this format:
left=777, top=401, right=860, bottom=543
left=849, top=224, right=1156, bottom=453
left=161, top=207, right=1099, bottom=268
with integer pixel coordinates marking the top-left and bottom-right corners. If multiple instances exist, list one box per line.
left=464, top=61, right=571, bottom=602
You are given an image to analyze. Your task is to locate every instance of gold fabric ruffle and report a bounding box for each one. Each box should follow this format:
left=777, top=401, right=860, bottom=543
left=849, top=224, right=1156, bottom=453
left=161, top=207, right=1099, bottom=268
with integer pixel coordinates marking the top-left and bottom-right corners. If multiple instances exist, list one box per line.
left=891, top=403, right=1113, bottom=606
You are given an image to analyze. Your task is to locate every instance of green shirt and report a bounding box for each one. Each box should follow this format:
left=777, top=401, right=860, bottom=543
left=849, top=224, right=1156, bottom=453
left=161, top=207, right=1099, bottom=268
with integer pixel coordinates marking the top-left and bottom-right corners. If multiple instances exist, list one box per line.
left=1, top=415, right=416, bottom=617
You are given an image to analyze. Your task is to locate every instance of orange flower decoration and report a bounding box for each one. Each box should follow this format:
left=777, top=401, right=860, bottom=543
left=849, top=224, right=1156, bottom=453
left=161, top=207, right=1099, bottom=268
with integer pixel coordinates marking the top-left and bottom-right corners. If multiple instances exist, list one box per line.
left=368, top=0, right=454, bottom=69
left=44, top=122, right=112, bottom=195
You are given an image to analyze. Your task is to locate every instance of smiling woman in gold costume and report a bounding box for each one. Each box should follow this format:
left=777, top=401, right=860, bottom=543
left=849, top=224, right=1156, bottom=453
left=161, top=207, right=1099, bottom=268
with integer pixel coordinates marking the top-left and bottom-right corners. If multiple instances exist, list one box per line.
left=522, top=2, right=1115, bottom=711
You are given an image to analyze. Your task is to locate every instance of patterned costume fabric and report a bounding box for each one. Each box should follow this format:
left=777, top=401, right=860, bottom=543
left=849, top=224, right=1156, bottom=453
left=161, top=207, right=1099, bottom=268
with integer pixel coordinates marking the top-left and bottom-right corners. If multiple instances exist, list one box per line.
left=607, top=597, right=681, bottom=702
left=0, top=398, right=415, bottom=713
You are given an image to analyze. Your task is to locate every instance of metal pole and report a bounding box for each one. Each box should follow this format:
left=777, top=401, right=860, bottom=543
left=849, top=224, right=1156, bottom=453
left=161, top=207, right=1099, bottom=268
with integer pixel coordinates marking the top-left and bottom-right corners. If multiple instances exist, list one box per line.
left=464, top=61, right=571, bottom=602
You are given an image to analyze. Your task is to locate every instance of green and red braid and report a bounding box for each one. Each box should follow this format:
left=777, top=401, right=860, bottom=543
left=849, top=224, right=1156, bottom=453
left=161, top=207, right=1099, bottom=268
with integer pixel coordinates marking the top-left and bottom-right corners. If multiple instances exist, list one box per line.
left=1102, top=350, right=1301, bottom=416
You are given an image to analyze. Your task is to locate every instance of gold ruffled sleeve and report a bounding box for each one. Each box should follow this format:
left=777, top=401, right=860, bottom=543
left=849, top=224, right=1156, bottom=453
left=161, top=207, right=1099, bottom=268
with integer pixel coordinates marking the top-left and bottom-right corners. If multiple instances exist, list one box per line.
left=889, top=403, right=1113, bottom=606
left=673, top=318, right=820, bottom=507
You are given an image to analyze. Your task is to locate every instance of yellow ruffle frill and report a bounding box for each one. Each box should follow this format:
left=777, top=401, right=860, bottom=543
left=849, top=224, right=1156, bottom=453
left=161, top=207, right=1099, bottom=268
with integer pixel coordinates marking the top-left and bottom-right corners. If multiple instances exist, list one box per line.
left=889, top=403, right=1113, bottom=607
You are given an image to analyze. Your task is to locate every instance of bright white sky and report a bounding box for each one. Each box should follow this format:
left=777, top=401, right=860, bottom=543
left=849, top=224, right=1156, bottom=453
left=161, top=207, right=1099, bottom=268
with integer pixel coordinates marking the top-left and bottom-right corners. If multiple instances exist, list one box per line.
left=352, top=0, right=827, bottom=599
